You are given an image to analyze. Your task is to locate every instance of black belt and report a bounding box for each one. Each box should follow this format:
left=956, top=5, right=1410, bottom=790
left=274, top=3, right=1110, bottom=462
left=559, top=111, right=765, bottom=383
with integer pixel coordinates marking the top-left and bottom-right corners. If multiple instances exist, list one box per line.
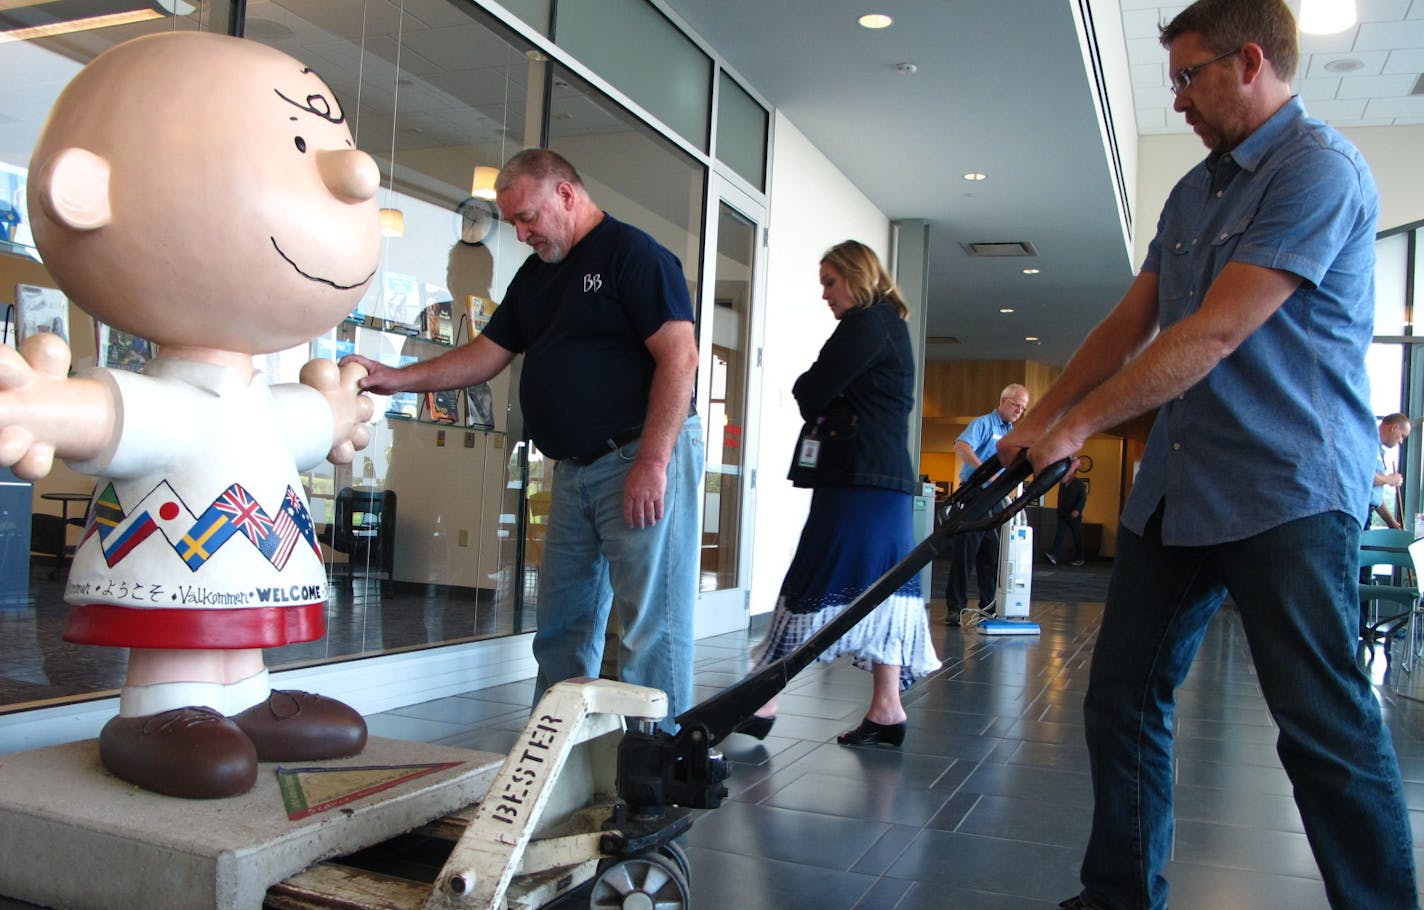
left=566, top=426, right=643, bottom=466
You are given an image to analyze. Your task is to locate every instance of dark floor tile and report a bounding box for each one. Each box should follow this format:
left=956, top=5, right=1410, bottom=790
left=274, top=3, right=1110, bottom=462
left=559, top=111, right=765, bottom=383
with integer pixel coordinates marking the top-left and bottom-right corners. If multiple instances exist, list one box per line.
left=952, top=792, right=1092, bottom=848
left=984, top=716, right=1088, bottom=747
left=887, top=828, right=1082, bottom=903
left=762, top=770, right=951, bottom=826
left=1173, top=817, right=1321, bottom=879
left=849, top=875, right=915, bottom=910
left=791, top=741, right=958, bottom=789
left=681, top=800, right=890, bottom=870
left=957, top=760, right=1094, bottom=811
left=389, top=695, right=529, bottom=727
left=892, top=881, right=1064, bottom=910
left=1174, top=755, right=1294, bottom=797
left=925, top=788, right=981, bottom=831
left=680, top=846, right=876, bottom=910
left=850, top=823, right=921, bottom=876
left=459, top=678, right=536, bottom=707
left=1005, top=739, right=1091, bottom=774
left=1164, top=860, right=1331, bottom=909
left=1172, top=782, right=1306, bottom=832
left=363, top=712, right=467, bottom=742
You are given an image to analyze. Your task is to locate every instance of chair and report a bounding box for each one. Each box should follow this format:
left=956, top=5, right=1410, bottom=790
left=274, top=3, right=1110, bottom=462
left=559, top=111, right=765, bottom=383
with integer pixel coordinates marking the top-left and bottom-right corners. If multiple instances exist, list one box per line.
left=331, top=487, right=397, bottom=590
left=1357, top=528, right=1419, bottom=668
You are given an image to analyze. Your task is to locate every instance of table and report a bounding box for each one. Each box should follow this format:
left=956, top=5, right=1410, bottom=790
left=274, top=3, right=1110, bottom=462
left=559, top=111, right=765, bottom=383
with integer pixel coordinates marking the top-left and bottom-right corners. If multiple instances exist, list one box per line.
left=40, top=491, right=93, bottom=577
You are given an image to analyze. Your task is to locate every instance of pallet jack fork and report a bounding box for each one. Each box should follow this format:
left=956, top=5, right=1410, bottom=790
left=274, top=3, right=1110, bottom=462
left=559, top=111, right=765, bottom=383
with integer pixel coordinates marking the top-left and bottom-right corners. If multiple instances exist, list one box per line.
left=270, top=456, right=1066, bottom=910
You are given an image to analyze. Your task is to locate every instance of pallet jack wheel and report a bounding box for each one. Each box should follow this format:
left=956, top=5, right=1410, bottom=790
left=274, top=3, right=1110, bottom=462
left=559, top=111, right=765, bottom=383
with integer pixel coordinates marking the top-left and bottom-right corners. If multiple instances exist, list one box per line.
left=658, top=840, right=691, bottom=882
left=589, top=852, right=690, bottom=909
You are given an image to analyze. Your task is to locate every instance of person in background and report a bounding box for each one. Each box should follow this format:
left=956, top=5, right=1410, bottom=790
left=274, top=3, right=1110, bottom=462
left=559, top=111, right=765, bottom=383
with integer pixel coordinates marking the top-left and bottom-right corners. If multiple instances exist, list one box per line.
left=740, top=240, right=939, bottom=748
left=1046, top=463, right=1087, bottom=566
left=347, top=149, right=703, bottom=731
left=1369, top=413, right=1411, bottom=529
left=944, top=384, right=1030, bottom=625
left=997, top=2, right=1418, bottom=907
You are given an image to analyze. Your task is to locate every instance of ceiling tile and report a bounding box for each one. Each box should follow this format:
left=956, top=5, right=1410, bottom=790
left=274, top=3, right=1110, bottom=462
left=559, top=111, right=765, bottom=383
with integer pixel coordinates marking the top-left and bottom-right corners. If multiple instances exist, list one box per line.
left=1363, top=94, right=1424, bottom=117
left=1302, top=97, right=1370, bottom=119
left=1335, top=73, right=1420, bottom=97
left=1298, top=28, right=1360, bottom=54
left=1358, top=0, right=1416, bottom=20
left=1297, top=75, right=1344, bottom=99
left=1355, top=18, right=1424, bottom=50
left=1131, top=62, right=1165, bottom=89
left=1122, top=8, right=1166, bottom=39
left=1382, top=47, right=1424, bottom=71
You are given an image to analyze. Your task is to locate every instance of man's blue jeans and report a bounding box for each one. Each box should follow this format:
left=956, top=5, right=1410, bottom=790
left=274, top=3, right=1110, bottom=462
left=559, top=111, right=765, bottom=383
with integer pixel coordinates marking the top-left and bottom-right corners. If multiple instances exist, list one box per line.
left=1079, top=508, right=1417, bottom=910
left=533, top=415, right=703, bottom=731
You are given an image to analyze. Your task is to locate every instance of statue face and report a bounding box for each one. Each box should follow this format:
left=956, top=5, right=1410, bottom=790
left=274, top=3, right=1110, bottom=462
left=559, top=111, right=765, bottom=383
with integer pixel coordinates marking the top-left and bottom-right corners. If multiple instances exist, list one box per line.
left=29, top=33, right=382, bottom=355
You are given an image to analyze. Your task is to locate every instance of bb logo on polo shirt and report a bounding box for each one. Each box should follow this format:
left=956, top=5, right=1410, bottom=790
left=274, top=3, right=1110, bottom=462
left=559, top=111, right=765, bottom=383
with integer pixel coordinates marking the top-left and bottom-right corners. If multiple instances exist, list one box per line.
left=583, top=273, right=602, bottom=292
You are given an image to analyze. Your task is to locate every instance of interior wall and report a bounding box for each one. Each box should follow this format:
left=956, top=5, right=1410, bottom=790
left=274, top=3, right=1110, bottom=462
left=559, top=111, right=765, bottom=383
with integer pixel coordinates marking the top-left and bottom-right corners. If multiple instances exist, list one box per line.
left=749, top=111, right=889, bottom=616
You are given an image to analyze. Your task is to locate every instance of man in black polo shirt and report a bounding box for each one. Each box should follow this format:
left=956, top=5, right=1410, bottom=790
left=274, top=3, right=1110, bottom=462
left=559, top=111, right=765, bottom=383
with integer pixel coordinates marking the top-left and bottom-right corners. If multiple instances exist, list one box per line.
left=348, top=149, right=702, bottom=729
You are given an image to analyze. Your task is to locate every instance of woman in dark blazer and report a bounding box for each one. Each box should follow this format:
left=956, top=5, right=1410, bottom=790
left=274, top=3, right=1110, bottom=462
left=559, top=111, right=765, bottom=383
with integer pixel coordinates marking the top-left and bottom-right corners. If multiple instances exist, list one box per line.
left=739, top=240, right=939, bottom=747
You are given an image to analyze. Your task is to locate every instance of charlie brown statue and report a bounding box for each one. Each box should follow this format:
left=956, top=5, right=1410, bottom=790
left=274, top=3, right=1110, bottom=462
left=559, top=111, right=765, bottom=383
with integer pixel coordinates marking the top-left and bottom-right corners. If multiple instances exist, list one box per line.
left=2, top=32, right=382, bottom=798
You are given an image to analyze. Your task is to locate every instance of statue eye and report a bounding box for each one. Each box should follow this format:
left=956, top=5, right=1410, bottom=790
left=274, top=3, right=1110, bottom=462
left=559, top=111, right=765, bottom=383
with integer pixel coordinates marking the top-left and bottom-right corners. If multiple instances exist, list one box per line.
left=294, top=136, right=307, bottom=153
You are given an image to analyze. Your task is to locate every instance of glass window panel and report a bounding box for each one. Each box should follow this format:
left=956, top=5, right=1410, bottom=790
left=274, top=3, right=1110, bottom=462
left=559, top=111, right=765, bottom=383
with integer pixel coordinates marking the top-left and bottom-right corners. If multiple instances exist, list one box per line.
left=0, top=0, right=548, bottom=709
left=545, top=63, right=706, bottom=293
left=701, top=202, right=756, bottom=592
left=0, top=0, right=232, bottom=712
left=553, top=0, right=711, bottom=150
left=716, top=70, right=767, bottom=191
left=1367, top=342, right=1405, bottom=418
left=1375, top=231, right=1408, bottom=336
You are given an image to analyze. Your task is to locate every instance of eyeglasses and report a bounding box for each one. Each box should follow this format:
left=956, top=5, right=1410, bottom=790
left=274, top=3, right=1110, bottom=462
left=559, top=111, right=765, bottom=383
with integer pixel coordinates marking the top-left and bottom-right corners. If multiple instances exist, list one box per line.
left=1169, top=47, right=1241, bottom=96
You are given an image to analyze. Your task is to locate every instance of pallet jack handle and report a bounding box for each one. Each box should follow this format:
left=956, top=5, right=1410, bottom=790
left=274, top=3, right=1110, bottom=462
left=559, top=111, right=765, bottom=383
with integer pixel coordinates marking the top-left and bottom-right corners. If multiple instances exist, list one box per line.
left=614, top=455, right=1070, bottom=817
left=676, top=453, right=1069, bottom=746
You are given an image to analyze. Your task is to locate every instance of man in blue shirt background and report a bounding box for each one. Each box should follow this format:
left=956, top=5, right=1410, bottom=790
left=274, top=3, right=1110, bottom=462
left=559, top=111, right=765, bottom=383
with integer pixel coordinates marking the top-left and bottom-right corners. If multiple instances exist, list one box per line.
left=999, top=1, right=1417, bottom=908
left=944, top=383, right=1028, bottom=626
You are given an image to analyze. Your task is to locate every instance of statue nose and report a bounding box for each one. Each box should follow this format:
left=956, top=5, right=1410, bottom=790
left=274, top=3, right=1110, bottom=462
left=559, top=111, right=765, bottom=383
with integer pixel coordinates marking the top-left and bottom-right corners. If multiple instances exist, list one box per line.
left=317, top=148, right=379, bottom=203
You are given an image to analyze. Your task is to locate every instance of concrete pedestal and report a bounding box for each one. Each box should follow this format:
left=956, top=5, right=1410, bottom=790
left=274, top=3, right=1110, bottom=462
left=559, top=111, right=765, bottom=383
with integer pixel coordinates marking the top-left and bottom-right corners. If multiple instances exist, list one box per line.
left=0, top=736, right=502, bottom=910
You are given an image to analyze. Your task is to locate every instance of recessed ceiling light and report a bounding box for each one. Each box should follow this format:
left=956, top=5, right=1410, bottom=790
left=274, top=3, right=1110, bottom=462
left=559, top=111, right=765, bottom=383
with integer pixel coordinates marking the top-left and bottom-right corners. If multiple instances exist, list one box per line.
left=1025, top=336, right=1040, bottom=343
left=999, top=307, right=1015, bottom=314
left=1022, top=268, right=1041, bottom=275
left=858, top=13, right=893, bottom=29
left=963, top=172, right=987, bottom=181
left=1323, top=57, right=1365, bottom=73
left=1299, top=0, right=1357, bottom=35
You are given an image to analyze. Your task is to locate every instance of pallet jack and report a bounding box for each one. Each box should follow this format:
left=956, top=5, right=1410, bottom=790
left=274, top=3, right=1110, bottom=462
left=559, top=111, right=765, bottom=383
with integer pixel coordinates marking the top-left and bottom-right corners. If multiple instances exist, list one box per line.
left=268, top=456, right=1067, bottom=910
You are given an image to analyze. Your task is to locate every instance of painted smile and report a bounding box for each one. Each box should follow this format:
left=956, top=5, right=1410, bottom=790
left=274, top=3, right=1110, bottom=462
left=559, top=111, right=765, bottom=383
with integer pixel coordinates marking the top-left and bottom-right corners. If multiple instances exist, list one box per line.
left=270, top=237, right=374, bottom=290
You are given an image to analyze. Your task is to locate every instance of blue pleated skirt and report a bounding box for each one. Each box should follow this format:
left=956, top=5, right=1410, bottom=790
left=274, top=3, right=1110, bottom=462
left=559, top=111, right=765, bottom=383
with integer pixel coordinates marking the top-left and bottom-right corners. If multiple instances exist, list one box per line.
left=751, top=486, right=941, bottom=689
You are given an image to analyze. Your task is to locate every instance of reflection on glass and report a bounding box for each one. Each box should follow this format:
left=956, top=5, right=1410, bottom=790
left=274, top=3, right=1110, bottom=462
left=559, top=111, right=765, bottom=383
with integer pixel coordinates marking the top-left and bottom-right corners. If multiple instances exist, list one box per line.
left=701, top=203, right=756, bottom=592
left=0, top=0, right=548, bottom=709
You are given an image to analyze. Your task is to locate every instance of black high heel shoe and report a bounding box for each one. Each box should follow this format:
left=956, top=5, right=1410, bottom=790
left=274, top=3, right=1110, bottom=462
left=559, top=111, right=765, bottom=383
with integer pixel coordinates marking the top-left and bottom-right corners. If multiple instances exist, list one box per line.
left=733, top=714, right=775, bottom=740
left=836, top=718, right=906, bottom=747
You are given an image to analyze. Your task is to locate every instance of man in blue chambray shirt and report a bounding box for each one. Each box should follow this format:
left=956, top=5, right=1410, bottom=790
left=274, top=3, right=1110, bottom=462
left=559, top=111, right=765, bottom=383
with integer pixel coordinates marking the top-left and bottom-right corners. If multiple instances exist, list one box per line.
left=999, top=2, right=1417, bottom=908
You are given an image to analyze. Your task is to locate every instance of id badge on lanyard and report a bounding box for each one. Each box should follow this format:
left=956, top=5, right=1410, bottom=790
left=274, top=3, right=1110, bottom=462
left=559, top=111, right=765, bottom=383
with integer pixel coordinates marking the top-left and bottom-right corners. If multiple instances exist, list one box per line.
left=797, top=436, right=820, bottom=469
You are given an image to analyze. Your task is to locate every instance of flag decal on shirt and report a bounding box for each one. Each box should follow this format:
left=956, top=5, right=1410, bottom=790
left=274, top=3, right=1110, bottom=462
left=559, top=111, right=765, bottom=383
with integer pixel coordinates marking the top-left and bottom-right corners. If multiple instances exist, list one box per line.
left=85, top=481, right=322, bottom=572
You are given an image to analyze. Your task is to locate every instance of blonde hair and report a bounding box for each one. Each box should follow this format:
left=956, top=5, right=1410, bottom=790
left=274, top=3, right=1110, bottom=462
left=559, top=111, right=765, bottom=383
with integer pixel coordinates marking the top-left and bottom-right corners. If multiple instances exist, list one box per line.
left=821, top=240, right=908, bottom=318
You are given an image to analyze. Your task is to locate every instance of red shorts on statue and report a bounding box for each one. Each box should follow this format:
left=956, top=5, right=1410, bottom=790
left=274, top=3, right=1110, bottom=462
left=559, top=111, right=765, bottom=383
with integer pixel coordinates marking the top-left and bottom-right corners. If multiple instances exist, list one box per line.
left=63, top=602, right=325, bottom=648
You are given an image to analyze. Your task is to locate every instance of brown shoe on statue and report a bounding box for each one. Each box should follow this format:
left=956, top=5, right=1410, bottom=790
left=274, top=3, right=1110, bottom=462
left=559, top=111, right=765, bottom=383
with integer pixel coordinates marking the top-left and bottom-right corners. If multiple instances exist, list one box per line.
left=99, top=707, right=258, bottom=799
left=231, top=689, right=367, bottom=761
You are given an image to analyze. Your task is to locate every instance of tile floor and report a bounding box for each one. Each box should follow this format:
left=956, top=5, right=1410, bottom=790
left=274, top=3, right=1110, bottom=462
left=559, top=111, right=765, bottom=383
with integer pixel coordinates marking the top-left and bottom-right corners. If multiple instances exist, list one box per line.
left=5, top=560, right=1424, bottom=909
left=353, top=560, right=1424, bottom=910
